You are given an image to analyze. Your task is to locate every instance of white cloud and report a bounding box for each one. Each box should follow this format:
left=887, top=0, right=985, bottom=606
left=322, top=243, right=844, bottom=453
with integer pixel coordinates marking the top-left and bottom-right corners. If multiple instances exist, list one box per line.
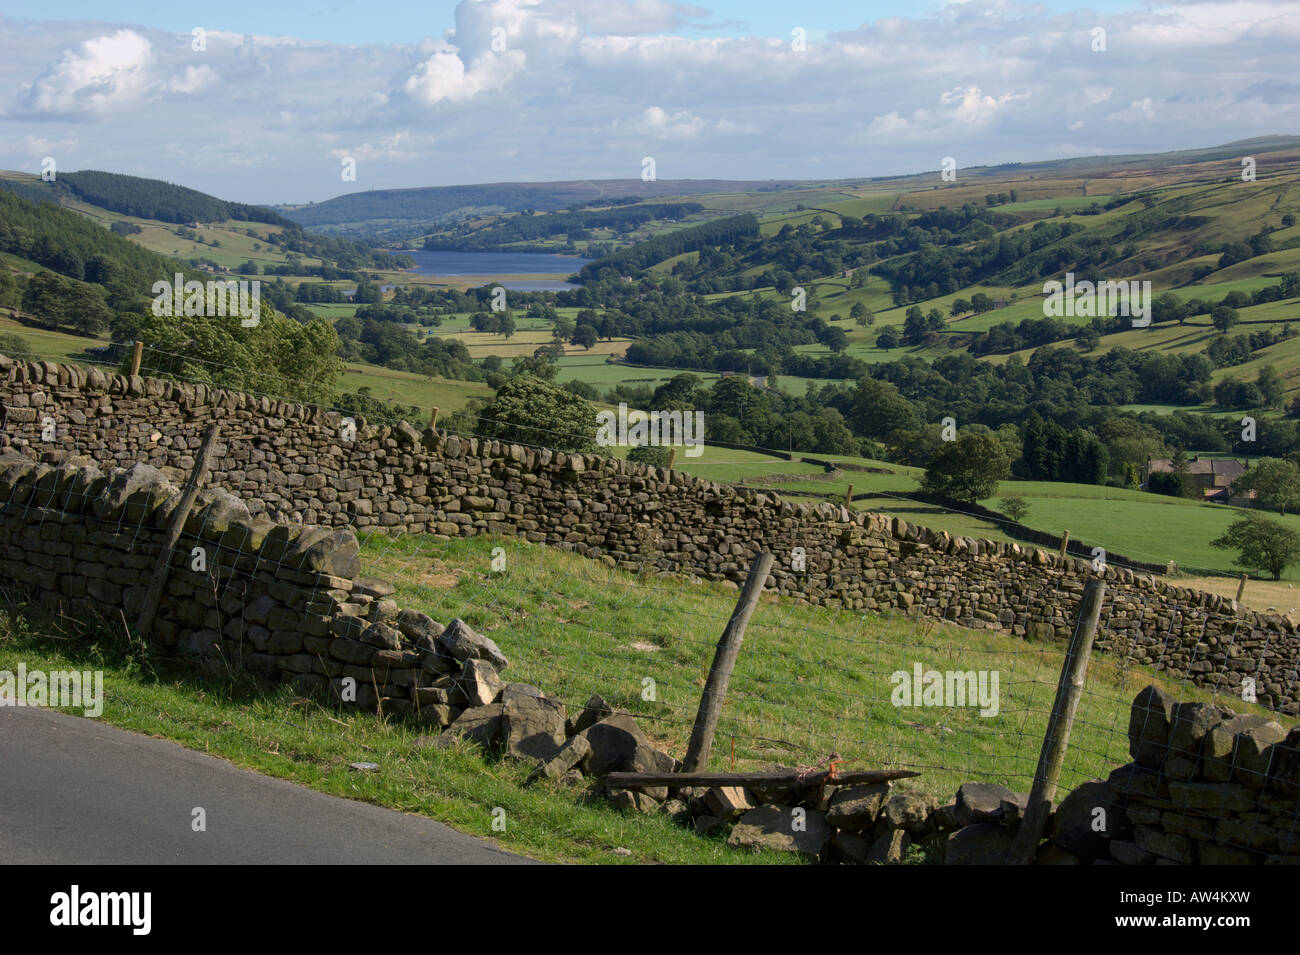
left=404, top=44, right=527, bottom=106
left=2, top=0, right=1298, bottom=201
left=21, top=29, right=152, bottom=118
left=168, top=64, right=215, bottom=95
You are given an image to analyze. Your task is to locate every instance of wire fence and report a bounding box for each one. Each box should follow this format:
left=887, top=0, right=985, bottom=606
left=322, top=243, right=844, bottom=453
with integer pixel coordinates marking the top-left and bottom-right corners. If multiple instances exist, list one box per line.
left=0, top=338, right=1298, bottom=860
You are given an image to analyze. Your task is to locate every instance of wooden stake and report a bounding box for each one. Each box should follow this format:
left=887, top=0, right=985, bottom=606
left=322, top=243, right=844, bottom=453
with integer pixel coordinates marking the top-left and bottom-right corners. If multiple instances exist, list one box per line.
left=129, top=340, right=143, bottom=377
left=1235, top=574, right=1247, bottom=602
left=845, top=483, right=854, bottom=507
left=429, top=406, right=440, bottom=430
left=1059, top=529, right=1070, bottom=557
left=668, top=447, right=678, bottom=470
left=135, top=423, right=221, bottom=643
left=681, top=551, right=775, bottom=772
left=1007, top=577, right=1106, bottom=864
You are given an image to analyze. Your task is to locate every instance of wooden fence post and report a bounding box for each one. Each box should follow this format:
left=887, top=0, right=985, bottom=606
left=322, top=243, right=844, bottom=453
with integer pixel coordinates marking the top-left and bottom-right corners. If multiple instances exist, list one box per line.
left=129, top=340, right=143, bottom=377
left=668, top=447, right=678, bottom=470
left=429, top=406, right=440, bottom=430
left=1058, top=529, right=1070, bottom=557
left=1007, top=577, right=1106, bottom=864
left=1235, top=574, right=1247, bottom=602
left=135, top=423, right=221, bottom=643
left=681, top=551, right=775, bottom=773
left=845, top=483, right=854, bottom=508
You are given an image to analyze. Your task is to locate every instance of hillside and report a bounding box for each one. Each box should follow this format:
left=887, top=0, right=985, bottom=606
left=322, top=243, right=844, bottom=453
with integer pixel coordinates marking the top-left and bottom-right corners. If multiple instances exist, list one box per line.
left=279, top=178, right=811, bottom=239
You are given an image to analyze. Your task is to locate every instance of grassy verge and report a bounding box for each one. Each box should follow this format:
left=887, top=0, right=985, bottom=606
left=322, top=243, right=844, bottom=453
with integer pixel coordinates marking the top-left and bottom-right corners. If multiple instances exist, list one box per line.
left=0, top=596, right=788, bottom=865
left=1, top=531, right=1279, bottom=865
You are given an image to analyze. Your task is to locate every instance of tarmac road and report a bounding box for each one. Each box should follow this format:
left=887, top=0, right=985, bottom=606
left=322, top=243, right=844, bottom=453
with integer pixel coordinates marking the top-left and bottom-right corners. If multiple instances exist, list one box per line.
left=0, top=706, right=535, bottom=865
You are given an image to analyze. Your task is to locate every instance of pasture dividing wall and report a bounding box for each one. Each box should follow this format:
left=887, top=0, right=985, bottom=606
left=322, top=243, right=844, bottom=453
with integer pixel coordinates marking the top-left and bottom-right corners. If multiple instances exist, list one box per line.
left=1, top=353, right=1296, bottom=713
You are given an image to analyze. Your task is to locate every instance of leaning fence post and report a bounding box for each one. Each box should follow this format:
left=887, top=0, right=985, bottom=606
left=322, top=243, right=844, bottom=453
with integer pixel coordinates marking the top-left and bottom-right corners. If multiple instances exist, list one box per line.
left=429, top=406, right=439, bottom=430
left=129, top=340, right=143, bottom=377
left=681, top=551, right=775, bottom=773
left=1007, top=577, right=1106, bottom=864
left=1235, top=574, right=1247, bottom=602
left=135, top=423, right=221, bottom=643
left=1058, top=529, right=1070, bottom=558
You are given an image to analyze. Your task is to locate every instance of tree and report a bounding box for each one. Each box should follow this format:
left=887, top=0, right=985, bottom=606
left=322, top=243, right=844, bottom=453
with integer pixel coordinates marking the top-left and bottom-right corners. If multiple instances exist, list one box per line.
left=970, top=292, right=994, bottom=314
left=876, top=326, right=901, bottom=350
left=571, top=324, right=598, bottom=350
left=950, top=298, right=970, bottom=318
left=0, top=332, right=35, bottom=360
left=474, top=374, right=596, bottom=452
left=1257, top=364, right=1285, bottom=409
left=999, top=495, right=1029, bottom=523
left=1212, top=514, right=1300, bottom=580
left=921, top=431, right=1011, bottom=502
left=1234, top=458, right=1300, bottom=515
left=902, top=306, right=926, bottom=344
left=131, top=300, right=341, bottom=406
left=849, top=377, right=917, bottom=439
left=1212, top=306, right=1240, bottom=333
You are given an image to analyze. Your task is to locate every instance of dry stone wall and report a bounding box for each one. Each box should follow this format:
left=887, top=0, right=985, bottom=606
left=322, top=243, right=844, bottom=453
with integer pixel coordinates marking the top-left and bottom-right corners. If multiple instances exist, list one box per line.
left=0, top=453, right=504, bottom=725
left=1, top=353, right=1298, bottom=714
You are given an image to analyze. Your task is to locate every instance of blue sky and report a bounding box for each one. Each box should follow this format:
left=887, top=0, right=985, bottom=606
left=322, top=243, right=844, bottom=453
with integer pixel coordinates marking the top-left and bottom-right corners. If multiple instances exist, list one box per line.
left=1, top=1, right=1297, bottom=203
left=2, top=1, right=1152, bottom=45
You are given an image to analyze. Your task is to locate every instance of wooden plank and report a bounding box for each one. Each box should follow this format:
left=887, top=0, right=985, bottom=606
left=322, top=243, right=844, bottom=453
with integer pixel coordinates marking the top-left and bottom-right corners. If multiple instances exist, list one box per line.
left=134, top=423, right=221, bottom=643
left=1006, top=577, right=1106, bottom=864
left=681, top=551, right=775, bottom=772
left=602, top=769, right=920, bottom=789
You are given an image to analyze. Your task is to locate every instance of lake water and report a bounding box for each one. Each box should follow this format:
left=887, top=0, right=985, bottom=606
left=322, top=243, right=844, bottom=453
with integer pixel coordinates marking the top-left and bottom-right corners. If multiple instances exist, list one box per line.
left=395, top=249, right=593, bottom=291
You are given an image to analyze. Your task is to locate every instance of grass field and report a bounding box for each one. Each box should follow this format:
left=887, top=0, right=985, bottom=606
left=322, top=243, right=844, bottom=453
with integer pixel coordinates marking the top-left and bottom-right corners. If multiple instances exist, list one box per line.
left=2, top=530, right=1272, bottom=863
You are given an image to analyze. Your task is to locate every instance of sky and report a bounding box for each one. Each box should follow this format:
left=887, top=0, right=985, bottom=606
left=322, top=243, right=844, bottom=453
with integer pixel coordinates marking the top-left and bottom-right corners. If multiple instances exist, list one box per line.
left=0, top=0, right=1297, bottom=205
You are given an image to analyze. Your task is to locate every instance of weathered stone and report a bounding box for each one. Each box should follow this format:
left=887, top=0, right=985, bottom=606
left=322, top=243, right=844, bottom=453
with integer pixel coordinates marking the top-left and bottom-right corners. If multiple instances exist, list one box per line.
left=395, top=609, right=442, bottom=646
left=607, top=788, right=658, bottom=813
left=703, top=786, right=753, bottom=820
left=1109, top=840, right=1155, bottom=865
left=568, top=693, right=614, bottom=736
left=501, top=694, right=567, bottom=762
left=831, top=830, right=875, bottom=864
left=526, top=735, right=592, bottom=785
left=1203, top=714, right=1271, bottom=782
left=1052, top=780, right=1117, bottom=856
left=1133, top=825, right=1194, bottom=863
left=456, top=658, right=504, bottom=707
left=1129, top=685, right=1175, bottom=768
left=447, top=703, right=504, bottom=748
left=954, top=782, right=1014, bottom=827
left=867, top=828, right=912, bottom=864
left=437, top=618, right=508, bottom=670
left=881, top=792, right=938, bottom=834
left=826, top=783, right=890, bottom=830
left=945, top=823, right=1014, bottom=865
left=1166, top=701, right=1233, bottom=779
left=1233, top=721, right=1289, bottom=789
left=727, top=806, right=831, bottom=858
left=580, top=713, right=675, bottom=785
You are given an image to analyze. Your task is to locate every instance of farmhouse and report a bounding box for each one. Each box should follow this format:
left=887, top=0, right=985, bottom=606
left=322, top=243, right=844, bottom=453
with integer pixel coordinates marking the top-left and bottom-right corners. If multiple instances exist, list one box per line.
left=1144, top=456, right=1252, bottom=504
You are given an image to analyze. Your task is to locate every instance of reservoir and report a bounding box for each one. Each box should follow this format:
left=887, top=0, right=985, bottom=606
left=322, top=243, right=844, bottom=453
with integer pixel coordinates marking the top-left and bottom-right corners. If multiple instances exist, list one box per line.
left=396, top=250, right=593, bottom=291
